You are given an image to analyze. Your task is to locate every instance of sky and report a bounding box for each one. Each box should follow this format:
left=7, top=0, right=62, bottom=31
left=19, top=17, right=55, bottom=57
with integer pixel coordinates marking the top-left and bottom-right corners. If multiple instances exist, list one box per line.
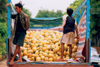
left=11, top=0, right=75, bottom=18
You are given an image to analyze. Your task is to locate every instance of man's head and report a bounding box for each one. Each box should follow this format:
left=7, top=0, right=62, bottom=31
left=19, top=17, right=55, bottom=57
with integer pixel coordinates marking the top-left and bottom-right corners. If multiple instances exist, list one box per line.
left=67, top=8, right=73, bottom=16
left=15, top=3, right=23, bottom=13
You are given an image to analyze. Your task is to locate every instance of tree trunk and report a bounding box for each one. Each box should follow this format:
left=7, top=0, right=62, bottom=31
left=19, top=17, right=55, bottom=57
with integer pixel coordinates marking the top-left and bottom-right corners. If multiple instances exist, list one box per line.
left=97, top=34, right=99, bottom=47
left=96, top=34, right=97, bottom=47
left=95, top=37, right=96, bottom=47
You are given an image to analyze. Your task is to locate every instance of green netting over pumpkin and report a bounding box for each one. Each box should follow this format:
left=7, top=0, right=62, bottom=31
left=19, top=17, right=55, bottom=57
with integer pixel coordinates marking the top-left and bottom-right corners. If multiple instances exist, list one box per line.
left=30, top=17, right=62, bottom=27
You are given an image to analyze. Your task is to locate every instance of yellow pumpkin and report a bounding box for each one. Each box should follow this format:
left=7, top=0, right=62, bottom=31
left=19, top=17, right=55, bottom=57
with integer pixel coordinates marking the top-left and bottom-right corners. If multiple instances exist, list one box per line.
left=26, top=45, right=30, bottom=48
left=53, top=57, right=57, bottom=61
left=74, top=38, right=78, bottom=44
left=23, top=50, right=27, bottom=55
left=32, top=54, right=36, bottom=57
left=43, top=53, right=48, bottom=57
left=27, top=50, right=33, bottom=54
left=72, top=49, right=76, bottom=53
left=27, top=53, right=32, bottom=58
left=21, top=52, right=23, bottom=56
left=41, top=55, right=45, bottom=60
left=30, top=57, right=35, bottom=61
left=32, top=47, right=37, bottom=52
left=74, top=46, right=78, bottom=50
left=45, top=57, right=49, bottom=61
left=49, top=58, right=53, bottom=61
left=35, top=50, right=39, bottom=54
left=48, top=54, right=53, bottom=58
left=53, top=49, right=57, bottom=53
left=64, top=51, right=68, bottom=56
left=72, top=53, right=76, bottom=58
left=36, top=57, right=41, bottom=61
left=72, top=44, right=76, bottom=48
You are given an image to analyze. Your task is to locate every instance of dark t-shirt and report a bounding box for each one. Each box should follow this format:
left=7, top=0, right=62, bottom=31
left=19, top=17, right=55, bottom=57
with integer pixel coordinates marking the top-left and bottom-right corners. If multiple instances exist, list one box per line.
left=63, top=16, right=75, bottom=34
left=16, top=13, right=26, bottom=33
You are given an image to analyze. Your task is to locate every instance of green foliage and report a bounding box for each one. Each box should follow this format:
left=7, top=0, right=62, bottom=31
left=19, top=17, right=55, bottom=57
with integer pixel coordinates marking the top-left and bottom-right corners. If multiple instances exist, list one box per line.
left=22, top=8, right=32, bottom=18
left=68, top=0, right=83, bottom=11
left=0, top=23, right=7, bottom=43
left=66, top=0, right=83, bottom=23
left=0, top=0, right=7, bottom=22
left=0, top=0, right=7, bottom=55
left=35, top=10, right=63, bottom=18
left=90, top=0, right=100, bottom=47
left=0, top=0, right=7, bottom=14
left=0, top=43, right=6, bottom=55
left=0, top=23, right=7, bottom=55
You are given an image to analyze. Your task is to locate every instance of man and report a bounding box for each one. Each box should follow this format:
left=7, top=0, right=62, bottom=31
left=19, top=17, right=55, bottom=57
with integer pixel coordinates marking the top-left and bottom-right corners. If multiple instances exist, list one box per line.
left=9, top=3, right=30, bottom=65
left=59, top=8, right=78, bottom=62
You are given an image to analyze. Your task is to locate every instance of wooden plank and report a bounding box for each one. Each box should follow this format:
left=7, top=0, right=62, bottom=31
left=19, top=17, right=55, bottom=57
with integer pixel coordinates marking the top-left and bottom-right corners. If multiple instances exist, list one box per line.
left=86, top=39, right=89, bottom=62
left=9, top=64, right=89, bottom=67
left=82, top=40, right=86, bottom=59
left=8, top=38, right=11, bottom=62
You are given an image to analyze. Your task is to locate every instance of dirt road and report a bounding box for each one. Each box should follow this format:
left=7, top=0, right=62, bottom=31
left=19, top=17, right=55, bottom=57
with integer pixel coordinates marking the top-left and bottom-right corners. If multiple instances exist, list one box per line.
left=0, top=59, right=8, bottom=67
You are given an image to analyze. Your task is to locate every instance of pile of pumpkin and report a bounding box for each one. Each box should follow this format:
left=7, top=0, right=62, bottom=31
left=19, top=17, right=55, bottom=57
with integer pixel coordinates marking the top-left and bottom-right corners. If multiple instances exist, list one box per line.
left=21, top=30, right=78, bottom=62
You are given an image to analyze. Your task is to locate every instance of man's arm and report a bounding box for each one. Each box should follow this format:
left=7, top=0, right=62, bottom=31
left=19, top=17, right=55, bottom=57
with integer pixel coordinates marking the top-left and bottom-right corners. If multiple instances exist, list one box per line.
left=62, top=19, right=66, bottom=27
left=11, top=14, right=17, bottom=19
left=23, top=12, right=30, bottom=30
left=60, top=19, right=66, bottom=31
left=6, top=3, right=17, bottom=19
left=75, top=24, right=79, bottom=39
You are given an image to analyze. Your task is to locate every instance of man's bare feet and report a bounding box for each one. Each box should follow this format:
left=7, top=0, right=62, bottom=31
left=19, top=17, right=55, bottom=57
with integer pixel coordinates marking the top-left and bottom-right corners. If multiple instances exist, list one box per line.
left=9, top=60, right=14, bottom=66
left=15, top=60, right=22, bottom=62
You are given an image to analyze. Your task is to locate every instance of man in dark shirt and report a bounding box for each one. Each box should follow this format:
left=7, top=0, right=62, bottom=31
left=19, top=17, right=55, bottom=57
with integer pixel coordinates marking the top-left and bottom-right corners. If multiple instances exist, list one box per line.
left=9, top=3, right=29, bottom=65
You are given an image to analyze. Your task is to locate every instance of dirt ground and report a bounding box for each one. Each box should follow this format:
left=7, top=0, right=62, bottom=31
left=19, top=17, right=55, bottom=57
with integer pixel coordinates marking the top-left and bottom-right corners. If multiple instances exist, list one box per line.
left=0, top=59, right=8, bottom=67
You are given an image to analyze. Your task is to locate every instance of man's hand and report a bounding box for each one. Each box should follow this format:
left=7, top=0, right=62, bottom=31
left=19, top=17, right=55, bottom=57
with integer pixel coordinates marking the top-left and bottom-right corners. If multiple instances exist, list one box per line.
left=6, top=3, right=11, bottom=7
left=60, top=27, right=63, bottom=31
left=77, top=36, right=79, bottom=43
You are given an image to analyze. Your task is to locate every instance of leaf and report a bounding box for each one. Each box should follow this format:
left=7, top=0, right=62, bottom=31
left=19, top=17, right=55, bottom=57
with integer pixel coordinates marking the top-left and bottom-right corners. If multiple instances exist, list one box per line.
left=91, top=29, right=97, bottom=35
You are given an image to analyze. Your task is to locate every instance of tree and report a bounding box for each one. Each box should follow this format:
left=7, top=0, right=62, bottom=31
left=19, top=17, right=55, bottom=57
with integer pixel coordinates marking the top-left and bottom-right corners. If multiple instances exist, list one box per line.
left=63, top=0, right=83, bottom=15
left=0, top=23, right=7, bottom=43
left=68, top=0, right=83, bottom=11
left=90, top=0, right=100, bottom=47
left=35, top=9, right=63, bottom=18
left=0, top=0, right=7, bottom=22
left=23, top=8, right=32, bottom=18
left=0, top=0, right=7, bottom=44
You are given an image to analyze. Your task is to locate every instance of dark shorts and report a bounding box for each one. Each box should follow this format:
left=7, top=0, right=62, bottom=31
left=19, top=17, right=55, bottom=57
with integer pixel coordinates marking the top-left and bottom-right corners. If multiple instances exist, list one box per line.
left=13, top=32, right=26, bottom=46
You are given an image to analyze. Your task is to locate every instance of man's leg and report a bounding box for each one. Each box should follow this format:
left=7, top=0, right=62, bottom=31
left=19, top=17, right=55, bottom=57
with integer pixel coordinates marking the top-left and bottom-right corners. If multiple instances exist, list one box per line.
left=61, top=43, right=64, bottom=59
left=58, top=43, right=65, bottom=61
left=9, top=45, right=20, bottom=65
left=15, top=33, right=26, bottom=62
left=15, top=46, right=22, bottom=62
left=68, top=44, right=72, bottom=59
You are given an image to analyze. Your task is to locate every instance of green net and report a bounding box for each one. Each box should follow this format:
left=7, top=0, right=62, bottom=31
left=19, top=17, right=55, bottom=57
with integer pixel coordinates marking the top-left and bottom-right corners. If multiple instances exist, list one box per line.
left=30, top=17, right=62, bottom=27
